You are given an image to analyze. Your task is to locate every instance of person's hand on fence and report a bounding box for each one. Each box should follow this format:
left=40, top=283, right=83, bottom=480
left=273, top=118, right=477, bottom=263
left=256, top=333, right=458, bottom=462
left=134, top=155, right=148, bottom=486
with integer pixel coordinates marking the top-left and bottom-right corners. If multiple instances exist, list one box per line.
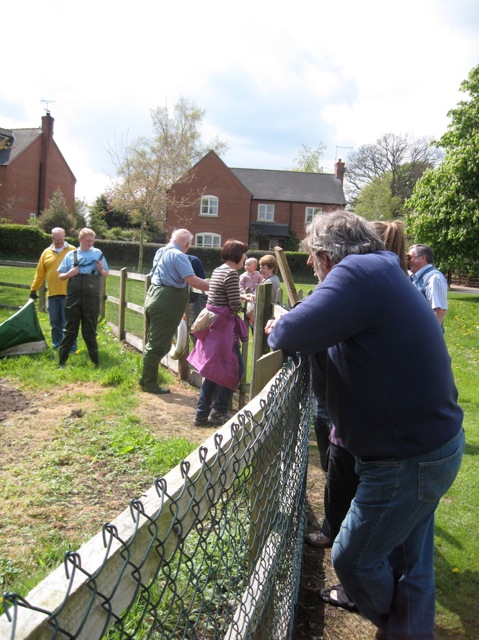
left=265, top=318, right=278, bottom=334
left=29, top=291, right=38, bottom=301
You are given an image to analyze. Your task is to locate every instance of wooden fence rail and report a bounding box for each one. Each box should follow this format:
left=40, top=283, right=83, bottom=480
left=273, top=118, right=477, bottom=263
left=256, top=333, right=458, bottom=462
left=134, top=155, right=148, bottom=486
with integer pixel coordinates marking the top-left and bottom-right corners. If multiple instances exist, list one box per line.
left=0, top=261, right=290, bottom=409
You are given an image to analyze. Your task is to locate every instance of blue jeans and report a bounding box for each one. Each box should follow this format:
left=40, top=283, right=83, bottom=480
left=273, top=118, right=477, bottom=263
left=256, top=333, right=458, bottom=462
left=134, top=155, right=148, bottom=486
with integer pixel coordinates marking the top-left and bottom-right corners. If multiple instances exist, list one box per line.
left=196, top=343, right=244, bottom=417
left=332, top=428, right=465, bottom=640
left=47, top=295, right=76, bottom=352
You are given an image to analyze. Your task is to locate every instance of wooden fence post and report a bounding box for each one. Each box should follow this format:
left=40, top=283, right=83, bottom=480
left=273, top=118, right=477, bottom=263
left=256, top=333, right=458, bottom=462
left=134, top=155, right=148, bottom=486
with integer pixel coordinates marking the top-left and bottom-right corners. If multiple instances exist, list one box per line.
left=274, top=247, right=299, bottom=306
left=118, top=268, right=127, bottom=340
left=250, top=282, right=272, bottom=397
left=143, top=275, right=151, bottom=354
left=38, top=282, right=47, bottom=312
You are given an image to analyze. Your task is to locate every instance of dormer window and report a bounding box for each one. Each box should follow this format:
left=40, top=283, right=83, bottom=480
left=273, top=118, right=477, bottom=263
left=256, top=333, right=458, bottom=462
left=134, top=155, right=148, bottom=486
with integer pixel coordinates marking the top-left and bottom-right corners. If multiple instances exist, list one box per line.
left=200, top=195, right=218, bottom=216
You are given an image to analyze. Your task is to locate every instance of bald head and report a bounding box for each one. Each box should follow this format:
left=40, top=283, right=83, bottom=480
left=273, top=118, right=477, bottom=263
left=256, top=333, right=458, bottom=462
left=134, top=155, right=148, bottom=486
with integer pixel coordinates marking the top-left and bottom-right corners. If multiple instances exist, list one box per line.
left=51, top=227, right=66, bottom=249
left=171, top=228, right=193, bottom=252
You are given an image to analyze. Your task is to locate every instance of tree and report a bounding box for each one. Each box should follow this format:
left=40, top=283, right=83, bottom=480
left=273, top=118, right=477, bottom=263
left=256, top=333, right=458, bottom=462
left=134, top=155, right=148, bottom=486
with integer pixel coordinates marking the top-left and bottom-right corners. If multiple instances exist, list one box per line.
left=354, top=173, right=402, bottom=220
left=346, top=133, right=442, bottom=215
left=37, top=189, right=75, bottom=234
left=88, top=193, right=132, bottom=238
left=109, top=98, right=227, bottom=271
left=88, top=194, right=110, bottom=238
left=291, top=143, right=326, bottom=173
left=406, top=65, right=479, bottom=275
left=72, top=198, right=88, bottom=231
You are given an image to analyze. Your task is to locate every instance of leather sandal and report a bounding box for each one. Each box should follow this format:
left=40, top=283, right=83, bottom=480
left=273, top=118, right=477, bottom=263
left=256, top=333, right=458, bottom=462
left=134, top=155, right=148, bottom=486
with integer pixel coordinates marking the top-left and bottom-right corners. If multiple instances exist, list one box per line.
left=320, top=584, right=359, bottom=613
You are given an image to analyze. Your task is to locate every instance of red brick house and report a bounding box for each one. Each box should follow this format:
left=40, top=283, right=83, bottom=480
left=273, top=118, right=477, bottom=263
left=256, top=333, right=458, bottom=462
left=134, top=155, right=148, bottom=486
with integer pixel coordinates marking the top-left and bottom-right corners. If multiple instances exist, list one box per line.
left=0, top=113, right=76, bottom=224
left=167, top=150, right=346, bottom=250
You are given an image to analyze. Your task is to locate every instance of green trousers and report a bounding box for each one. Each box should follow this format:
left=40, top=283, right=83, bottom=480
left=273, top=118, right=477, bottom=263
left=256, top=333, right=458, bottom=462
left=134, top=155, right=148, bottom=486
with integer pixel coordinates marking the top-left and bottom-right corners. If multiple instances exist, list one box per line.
left=141, top=284, right=188, bottom=386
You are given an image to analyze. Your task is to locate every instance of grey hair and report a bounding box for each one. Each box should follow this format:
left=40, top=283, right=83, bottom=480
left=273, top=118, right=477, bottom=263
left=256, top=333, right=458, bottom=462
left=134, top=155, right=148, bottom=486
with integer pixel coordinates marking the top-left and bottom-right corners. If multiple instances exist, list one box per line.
left=304, top=210, right=385, bottom=265
left=171, top=228, right=193, bottom=246
left=408, top=243, right=434, bottom=264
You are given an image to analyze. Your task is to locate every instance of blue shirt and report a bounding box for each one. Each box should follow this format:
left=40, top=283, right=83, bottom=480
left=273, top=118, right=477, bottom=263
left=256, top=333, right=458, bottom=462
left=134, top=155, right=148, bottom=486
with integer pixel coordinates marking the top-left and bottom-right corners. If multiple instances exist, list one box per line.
left=411, top=264, right=448, bottom=311
left=58, top=248, right=109, bottom=275
left=150, top=242, right=194, bottom=288
left=188, top=255, right=206, bottom=279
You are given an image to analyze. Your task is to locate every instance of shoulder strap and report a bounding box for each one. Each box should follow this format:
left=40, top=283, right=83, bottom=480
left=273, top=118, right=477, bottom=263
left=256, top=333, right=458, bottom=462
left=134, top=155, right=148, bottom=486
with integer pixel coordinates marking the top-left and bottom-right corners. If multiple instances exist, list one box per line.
left=73, top=250, right=78, bottom=268
left=414, top=265, right=441, bottom=296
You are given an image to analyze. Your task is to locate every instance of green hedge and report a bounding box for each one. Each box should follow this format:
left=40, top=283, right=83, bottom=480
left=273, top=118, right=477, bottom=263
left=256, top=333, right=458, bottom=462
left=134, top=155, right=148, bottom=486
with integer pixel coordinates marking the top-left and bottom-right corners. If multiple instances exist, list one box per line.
left=0, top=225, right=52, bottom=257
left=0, top=224, right=313, bottom=278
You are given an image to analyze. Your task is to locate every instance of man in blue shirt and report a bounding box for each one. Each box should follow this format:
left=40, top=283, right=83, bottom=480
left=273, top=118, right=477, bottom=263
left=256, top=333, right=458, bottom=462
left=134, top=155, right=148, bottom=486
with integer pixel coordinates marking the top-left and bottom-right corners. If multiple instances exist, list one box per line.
left=267, top=211, right=464, bottom=640
left=139, top=229, right=209, bottom=394
left=407, top=243, right=448, bottom=327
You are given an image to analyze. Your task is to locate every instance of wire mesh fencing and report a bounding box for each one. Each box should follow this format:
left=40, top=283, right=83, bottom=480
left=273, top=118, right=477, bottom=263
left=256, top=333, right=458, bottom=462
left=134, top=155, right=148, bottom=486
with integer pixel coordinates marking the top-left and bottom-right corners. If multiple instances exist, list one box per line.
left=1, top=354, right=311, bottom=640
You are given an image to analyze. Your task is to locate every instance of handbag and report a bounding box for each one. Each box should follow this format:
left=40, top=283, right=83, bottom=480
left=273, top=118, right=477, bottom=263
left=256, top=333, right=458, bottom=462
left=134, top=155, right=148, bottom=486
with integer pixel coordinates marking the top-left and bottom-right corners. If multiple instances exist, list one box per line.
left=191, top=308, right=217, bottom=334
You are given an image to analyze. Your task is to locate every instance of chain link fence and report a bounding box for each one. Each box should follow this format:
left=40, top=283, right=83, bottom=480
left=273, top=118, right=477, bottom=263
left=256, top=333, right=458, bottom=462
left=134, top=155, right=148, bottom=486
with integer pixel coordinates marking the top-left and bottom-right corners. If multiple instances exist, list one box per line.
left=1, top=354, right=311, bottom=640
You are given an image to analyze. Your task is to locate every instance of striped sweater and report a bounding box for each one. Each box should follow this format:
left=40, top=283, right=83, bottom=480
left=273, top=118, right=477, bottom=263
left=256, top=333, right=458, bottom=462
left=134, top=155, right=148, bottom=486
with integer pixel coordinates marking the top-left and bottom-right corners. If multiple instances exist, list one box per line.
left=207, top=264, right=242, bottom=312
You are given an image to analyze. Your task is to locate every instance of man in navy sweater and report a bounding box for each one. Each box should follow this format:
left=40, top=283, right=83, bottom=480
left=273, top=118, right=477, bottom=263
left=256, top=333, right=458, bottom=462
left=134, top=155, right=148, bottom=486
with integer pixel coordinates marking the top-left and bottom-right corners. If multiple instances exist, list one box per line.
left=266, top=210, right=464, bottom=640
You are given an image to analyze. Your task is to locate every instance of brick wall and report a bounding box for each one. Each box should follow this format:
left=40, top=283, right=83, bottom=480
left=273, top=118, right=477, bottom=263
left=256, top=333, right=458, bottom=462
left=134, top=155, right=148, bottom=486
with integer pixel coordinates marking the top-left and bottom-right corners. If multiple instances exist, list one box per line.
left=0, top=116, right=75, bottom=224
left=168, top=152, right=251, bottom=245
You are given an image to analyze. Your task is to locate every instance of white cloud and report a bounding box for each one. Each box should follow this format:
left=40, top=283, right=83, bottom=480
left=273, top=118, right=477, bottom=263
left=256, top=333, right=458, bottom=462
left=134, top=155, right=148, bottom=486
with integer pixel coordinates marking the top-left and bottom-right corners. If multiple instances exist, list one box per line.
left=2, top=0, right=478, bottom=202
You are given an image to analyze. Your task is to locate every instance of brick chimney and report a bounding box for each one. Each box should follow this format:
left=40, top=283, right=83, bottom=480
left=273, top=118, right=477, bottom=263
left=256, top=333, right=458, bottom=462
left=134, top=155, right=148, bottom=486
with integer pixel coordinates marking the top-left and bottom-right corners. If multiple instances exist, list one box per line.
left=38, top=113, right=54, bottom=212
left=335, top=158, right=345, bottom=183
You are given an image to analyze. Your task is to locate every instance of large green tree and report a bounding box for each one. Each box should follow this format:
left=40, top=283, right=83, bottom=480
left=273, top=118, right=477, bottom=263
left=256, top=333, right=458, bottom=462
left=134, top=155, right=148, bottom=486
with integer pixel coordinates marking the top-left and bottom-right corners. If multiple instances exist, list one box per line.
left=88, top=193, right=135, bottom=239
left=346, top=133, right=442, bottom=215
left=354, top=173, right=402, bottom=220
left=407, top=65, right=479, bottom=274
left=109, top=98, right=227, bottom=270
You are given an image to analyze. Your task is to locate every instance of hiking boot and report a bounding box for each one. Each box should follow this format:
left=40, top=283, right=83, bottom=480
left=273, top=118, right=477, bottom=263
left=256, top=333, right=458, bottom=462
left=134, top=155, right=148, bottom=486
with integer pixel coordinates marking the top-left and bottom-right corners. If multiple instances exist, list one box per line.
left=58, top=351, right=69, bottom=367
left=208, top=409, right=230, bottom=426
left=194, top=415, right=210, bottom=426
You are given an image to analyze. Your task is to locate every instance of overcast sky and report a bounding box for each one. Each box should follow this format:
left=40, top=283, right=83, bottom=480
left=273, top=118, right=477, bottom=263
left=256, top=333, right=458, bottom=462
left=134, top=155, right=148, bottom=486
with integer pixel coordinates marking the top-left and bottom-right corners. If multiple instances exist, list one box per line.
left=3, top=0, right=478, bottom=204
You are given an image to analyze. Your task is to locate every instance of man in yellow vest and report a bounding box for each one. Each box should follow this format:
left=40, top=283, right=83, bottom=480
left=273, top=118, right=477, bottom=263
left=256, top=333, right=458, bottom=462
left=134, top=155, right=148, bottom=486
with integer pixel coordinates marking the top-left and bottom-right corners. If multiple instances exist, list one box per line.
left=30, top=227, right=76, bottom=351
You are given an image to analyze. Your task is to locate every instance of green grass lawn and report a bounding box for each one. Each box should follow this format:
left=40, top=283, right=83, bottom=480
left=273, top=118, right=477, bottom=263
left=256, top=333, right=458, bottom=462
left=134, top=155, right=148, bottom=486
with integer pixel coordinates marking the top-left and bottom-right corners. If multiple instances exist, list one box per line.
left=433, top=293, right=479, bottom=637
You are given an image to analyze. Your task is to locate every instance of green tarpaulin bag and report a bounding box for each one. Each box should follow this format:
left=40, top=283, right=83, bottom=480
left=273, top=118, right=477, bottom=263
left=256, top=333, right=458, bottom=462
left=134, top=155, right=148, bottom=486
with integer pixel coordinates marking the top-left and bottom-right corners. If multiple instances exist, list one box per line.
left=0, top=299, right=47, bottom=356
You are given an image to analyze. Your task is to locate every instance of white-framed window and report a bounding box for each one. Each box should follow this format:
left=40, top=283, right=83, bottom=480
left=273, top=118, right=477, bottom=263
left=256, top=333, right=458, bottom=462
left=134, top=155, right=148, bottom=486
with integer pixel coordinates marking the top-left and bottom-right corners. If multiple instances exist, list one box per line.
left=200, top=195, right=219, bottom=216
left=258, top=204, right=275, bottom=221
left=305, top=206, right=322, bottom=224
left=195, top=233, right=221, bottom=248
